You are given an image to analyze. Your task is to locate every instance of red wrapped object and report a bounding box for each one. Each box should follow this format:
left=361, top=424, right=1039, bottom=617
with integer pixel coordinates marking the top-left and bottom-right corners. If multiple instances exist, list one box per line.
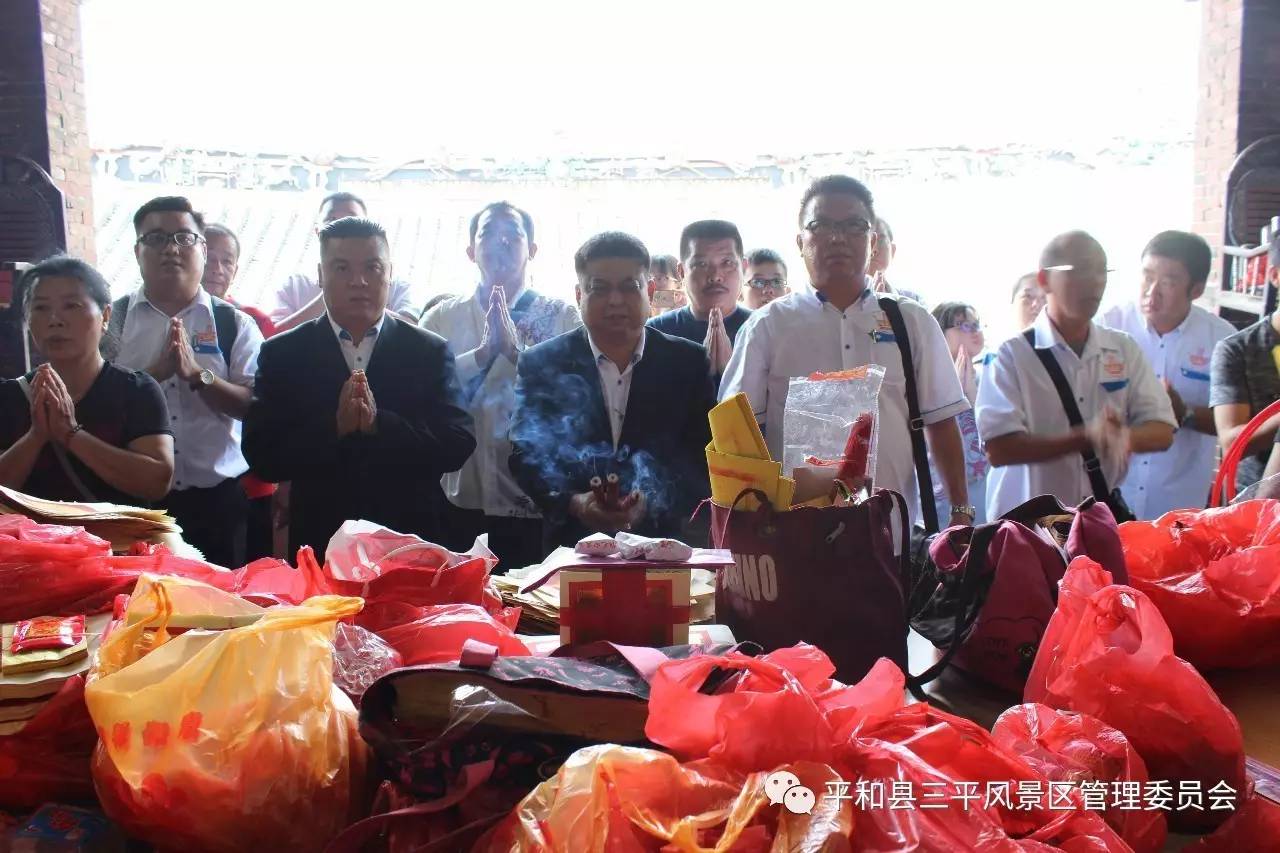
left=1025, top=557, right=1246, bottom=833
left=11, top=614, right=85, bottom=652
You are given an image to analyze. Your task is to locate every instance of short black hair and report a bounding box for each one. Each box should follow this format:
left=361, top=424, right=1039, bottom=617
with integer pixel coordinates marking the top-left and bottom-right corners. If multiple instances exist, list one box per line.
left=746, top=248, right=787, bottom=277
left=133, top=196, right=204, bottom=234
left=875, top=217, right=894, bottom=243
left=574, top=231, right=650, bottom=278
left=1142, top=230, right=1212, bottom=287
left=319, top=192, right=367, bottom=216
left=1011, top=272, right=1037, bottom=301
left=16, top=254, right=113, bottom=317
left=798, top=175, right=876, bottom=227
left=650, top=254, right=679, bottom=278
left=318, top=216, right=389, bottom=251
left=679, top=220, right=744, bottom=261
left=1039, top=230, right=1105, bottom=269
left=931, top=301, right=975, bottom=332
left=469, top=201, right=535, bottom=245
left=203, top=223, right=241, bottom=260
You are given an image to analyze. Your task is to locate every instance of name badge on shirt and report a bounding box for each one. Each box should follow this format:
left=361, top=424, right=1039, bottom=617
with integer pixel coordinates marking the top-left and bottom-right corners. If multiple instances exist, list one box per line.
left=1100, top=351, right=1127, bottom=392
left=1180, top=366, right=1211, bottom=382
left=1188, top=348, right=1210, bottom=369
left=1101, top=379, right=1129, bottom=392
left=191, top=327, right=220, bottom=356
left=871, top=312, right=896, bottom=343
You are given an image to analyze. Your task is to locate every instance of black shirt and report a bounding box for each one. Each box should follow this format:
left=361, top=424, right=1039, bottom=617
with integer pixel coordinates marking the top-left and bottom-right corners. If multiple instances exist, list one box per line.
left=0, top=363, right=171, bottom=505
left=1209, top=316, right=1280, bottom=489
left=647, top=305, right=752, bottom=345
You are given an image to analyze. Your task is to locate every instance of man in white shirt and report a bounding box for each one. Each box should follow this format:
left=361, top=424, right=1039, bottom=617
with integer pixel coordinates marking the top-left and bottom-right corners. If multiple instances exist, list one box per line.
left=269, top=192, right=418, bottom=331
left=720, top=175, right=972, bottom=529
left=113, top=196, right=263, bottom=567
left=978, top=230, right=1176, bottom=520
left=420, top=202, right=580, bottom=570
left=1101, top=231, right=1235, bottom=518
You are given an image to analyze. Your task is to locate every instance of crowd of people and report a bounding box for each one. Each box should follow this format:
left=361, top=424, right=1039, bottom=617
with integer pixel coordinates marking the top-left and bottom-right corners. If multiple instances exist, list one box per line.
left=3, top=174, right=1279, bottom=571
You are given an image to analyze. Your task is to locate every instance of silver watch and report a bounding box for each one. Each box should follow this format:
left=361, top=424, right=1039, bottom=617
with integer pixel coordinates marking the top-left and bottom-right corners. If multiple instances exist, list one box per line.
left=950, top=504, right=977, bottom=520
left=190, top=368, right=215, bottom=391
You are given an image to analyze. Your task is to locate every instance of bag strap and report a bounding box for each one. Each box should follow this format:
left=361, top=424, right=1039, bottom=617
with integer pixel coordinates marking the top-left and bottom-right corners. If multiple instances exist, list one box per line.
left=16, top=376, right=99, bottom=503
left=879, top=297, right=938, bottom=533
left=905, top=519, right=1002, bottom=696
left=1022, top=329, right=1113, bottom=504
left=209, top=296, right=238, bottom=370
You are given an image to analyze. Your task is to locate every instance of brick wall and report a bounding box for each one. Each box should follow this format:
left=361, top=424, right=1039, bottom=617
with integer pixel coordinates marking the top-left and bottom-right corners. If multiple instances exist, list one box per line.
left=0, top=0, right=96, bottom=261
left=1194, top=0, right=1280, bottom=286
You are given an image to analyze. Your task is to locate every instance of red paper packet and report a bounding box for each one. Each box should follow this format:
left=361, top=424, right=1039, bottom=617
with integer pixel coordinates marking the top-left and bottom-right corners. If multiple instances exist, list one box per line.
left=11, top=614, right=85, bottom=652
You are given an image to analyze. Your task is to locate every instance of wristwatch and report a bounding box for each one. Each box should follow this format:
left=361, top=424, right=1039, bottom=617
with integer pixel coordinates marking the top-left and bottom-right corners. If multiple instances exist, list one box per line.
left=189, top=368, right=215, bottom=392
left=950, top=504, right=977, bottom=521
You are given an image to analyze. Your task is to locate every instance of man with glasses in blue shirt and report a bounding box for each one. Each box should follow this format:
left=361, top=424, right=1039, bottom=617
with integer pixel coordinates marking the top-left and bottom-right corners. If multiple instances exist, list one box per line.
left=112, top=196, right=263, bottom=566
left=510, top=232, right=715, bottom=549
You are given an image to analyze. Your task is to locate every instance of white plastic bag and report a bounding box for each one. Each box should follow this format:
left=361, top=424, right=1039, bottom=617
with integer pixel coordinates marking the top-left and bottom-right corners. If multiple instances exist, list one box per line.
left=782, top=365, right=886, bottom=488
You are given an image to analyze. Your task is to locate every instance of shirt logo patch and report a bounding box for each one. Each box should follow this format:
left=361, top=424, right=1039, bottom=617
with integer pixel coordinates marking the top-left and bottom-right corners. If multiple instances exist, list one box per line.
left=1188, top=348, right=1210, bottom=368
left=191, top=327, right=220, bottom=355
left=871, top=312, right=896, bottom=343
left=1101, top=379, right=1129, bottom=393
left=1180, top=366, right=1211, bottom=382
left=1102, top=352, right=1125, bottom=378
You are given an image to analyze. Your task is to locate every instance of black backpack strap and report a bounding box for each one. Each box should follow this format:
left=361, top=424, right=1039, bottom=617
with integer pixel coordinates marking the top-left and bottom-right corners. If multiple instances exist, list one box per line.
left=879, top=297, right=939, bottom=534
left=209, top=296, right=239, bottom=370
left=1022, top=329, right=1113, bottom=504
left=107, top=295, right=129, bottom=339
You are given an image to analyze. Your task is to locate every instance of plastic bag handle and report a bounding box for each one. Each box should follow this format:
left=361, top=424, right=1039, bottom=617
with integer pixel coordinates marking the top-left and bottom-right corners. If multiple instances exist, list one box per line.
left=716, top=488, right=775, bottom=545
left=1212, top=397, right=1280, bottom=506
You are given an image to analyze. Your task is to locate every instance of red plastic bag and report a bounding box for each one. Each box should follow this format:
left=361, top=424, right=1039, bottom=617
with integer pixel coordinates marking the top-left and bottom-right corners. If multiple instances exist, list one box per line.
left=0, top=515, right=111, bottom=559
left=1119, top=501, right=1280, bottom=670
left=992, top=703, right=1166, bottom=853
left=1183, top=791, right=1280, bottom=852
left=645, top=644, right=904, bottom=775
left=1025, top=557, right=1246, bottom=832
left=840, top=704, right=1131, bottom=852
left=377, top=604, right=530, bottom=666
left=0, top=675, right=97, bottom=810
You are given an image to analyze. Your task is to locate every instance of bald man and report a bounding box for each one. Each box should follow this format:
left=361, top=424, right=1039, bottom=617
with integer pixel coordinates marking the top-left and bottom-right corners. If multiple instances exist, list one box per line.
left=975, top=230, right=1175, bottom=519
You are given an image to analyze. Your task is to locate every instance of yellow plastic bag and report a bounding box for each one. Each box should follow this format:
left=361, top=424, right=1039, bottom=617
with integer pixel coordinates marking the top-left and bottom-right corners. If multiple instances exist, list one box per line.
left=84, top=574, right=367, bottom=853
left=475, top=745, right=853, bottom=852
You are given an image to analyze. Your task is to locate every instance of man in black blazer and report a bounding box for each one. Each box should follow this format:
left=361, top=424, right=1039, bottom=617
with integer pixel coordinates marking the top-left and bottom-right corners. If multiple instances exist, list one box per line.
left=510, top=231, right=715, bottom=549
left=244, top=217, right=475, bottom=555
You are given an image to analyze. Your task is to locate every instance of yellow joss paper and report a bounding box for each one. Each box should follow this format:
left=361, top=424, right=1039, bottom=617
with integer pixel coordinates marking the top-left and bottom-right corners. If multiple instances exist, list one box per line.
left=709, top=394, right=769, bottom=460
left=706, top=443, right=791, bottom=511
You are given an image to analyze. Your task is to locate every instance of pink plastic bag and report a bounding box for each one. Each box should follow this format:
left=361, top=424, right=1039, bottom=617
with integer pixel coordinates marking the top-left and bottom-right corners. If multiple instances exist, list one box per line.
left=1025, top=557, right=1246, bottom=833
left=377, top=604, right=530, bottom=666
left=1119, top=501, right=1280, bottom=670
left=841, top=704, right=1132, bottom=852
left=645, top=644, right=904, bottom=775
left=992, top=703, right=1166, bottom=852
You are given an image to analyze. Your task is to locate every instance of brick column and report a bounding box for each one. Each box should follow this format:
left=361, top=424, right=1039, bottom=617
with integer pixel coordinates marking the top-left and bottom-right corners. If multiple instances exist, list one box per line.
left=0, top=0, right=96, bottom=261
left=1193, top=0, right=1280, bottom=285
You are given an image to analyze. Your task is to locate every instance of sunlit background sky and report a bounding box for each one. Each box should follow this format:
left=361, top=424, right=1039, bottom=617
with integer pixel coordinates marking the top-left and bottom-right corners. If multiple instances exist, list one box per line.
left=79, top=0, right=1204, bottom=335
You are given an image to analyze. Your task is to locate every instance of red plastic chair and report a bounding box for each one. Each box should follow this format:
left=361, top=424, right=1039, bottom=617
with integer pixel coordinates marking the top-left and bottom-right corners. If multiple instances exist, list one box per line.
left=1210, top=398, right=1280, bottom=506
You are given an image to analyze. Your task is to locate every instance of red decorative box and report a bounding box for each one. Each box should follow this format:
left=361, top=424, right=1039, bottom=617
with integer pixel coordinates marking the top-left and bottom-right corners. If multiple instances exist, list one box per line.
left=519, top=547, right=731, bottom=647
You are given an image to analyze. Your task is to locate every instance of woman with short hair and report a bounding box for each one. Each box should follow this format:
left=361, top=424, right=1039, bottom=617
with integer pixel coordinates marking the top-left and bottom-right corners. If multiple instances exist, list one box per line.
left=0, top=255, right=174, bottom=504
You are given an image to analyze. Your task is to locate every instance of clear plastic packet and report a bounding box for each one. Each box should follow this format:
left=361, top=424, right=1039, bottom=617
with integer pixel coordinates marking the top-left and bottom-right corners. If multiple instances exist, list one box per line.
left=782, top=365, right=886, bottom=493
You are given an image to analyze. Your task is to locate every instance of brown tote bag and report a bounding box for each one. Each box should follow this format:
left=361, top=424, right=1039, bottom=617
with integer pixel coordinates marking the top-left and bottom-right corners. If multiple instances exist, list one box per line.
left=710, top=488, right=910, bottom=683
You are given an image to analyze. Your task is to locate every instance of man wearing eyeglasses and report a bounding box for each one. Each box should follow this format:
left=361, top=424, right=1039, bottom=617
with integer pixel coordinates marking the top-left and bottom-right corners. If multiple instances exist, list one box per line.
left=111, top=196, right=264, bottom=567
left=648, top=220, right=752, bottom=377
left=721, top=175, right=973, bottom=530
left=510, top=231, right=715, bottom=549
left=742, top=248, right=790, bottom=310
left=977, top=230, right=1175, bottom=520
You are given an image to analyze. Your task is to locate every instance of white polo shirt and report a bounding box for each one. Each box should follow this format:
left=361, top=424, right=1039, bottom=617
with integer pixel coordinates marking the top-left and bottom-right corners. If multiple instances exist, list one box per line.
left=588, top=328, right=647, bottom=449
left=421, top=286, right=582, bottom=517
left=114, top=288, right=263, bottom=490
left=719, top=283, right=969, bottom=525
left=1101, top=302, right=1235, bottom=519
left=268, top=274, right=417, bottom=325
left=977, top=311, right=1176, bottom=520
